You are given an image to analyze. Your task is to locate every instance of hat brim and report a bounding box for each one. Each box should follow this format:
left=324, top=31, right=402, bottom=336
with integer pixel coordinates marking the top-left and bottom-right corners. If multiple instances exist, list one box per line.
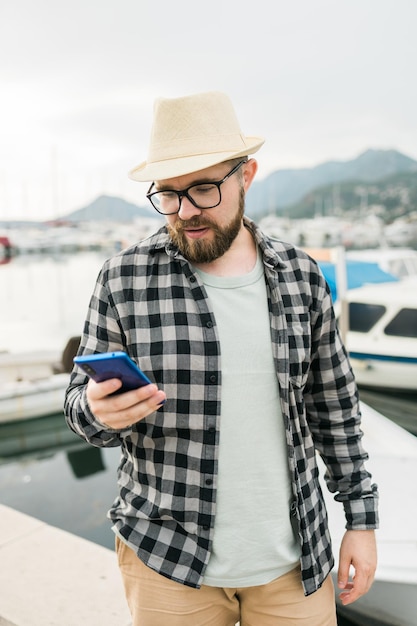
left=128, top=136, right=265, bottom=182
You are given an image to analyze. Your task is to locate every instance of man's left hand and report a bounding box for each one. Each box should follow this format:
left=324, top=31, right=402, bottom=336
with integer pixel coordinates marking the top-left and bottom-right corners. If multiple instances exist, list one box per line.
left=337, top=529, right=377, bottom=605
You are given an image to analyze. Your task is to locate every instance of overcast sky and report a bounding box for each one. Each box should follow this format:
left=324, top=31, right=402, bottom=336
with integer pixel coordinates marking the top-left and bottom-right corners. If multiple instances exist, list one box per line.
left=1, top=0, right=416, bottom=220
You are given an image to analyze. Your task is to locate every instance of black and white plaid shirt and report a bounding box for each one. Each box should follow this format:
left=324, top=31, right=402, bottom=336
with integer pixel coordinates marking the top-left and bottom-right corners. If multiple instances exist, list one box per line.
left=65, top=217, right=378, bottom=595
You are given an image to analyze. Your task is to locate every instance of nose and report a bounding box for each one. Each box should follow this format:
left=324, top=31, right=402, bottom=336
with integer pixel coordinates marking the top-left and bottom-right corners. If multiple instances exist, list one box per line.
left=177, top=194, right=202, bottom=220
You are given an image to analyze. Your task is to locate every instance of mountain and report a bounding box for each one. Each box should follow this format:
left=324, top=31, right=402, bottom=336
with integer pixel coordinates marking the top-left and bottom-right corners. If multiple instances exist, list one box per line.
left=64, top=194, right=152, bottom=222
left=280, top=170, right=417, bottom=220
left=57, top=149, right=416, bottom=224
left=245, top=149, right=417, bottom=217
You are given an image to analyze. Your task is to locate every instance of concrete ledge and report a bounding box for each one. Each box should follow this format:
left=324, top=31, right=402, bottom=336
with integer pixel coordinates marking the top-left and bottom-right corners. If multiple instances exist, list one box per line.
left=0, top=504, right=131, bottom=626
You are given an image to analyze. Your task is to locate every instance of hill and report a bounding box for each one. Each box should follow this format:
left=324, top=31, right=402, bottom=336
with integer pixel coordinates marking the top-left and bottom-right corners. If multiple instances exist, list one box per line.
left=245, top=148, right=417, bottom=217
left=64, top=194, right=152, bottom=222
left=272, top=170, right=417, bottom=221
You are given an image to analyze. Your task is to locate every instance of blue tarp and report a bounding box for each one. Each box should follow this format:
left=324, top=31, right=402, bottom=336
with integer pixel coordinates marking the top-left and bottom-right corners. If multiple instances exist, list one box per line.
left=318, top=260, right=398, bottom=302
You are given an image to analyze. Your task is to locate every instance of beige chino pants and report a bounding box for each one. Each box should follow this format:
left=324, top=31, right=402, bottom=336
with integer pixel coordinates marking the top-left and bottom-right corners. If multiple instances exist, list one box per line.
left=116, top=537, right=337, bottom=626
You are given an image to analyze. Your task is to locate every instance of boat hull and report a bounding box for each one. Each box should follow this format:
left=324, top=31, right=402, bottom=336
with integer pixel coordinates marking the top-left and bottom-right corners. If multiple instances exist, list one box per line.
left=0, top=374, right=69, bottom=423
left=336, top=578, right=417, bottom=626
left=349, top=355, right=417, bottom=392
left=319, top=404, right=417, bottom=626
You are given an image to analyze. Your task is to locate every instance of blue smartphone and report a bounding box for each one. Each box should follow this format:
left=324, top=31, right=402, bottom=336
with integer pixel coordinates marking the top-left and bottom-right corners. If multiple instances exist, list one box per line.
left=73, top=351, right=152, bottom=393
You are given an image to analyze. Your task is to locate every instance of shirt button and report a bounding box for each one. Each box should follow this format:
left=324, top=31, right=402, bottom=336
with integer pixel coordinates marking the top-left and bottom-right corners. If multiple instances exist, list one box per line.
left=190, top=276, right=196, bottom=283
left=205, top=478, right=213, bottom=486
left=206, top=321, right=213, bottom=328
left=202, top=525, right=210, bottom=531
left=208, top=427, right=215, bottom=434
left=209, top=375, right=217, bottom=384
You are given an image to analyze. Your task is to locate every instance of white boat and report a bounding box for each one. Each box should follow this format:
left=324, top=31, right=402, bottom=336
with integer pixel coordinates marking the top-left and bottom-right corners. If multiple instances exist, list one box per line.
left=346, top=247, right=417, bottom=280
left=0, top=337, right=79, bottom=423
left=339, top=278, right=417, bottom=392
left=319, top=402, right=417, bottom=626
left=0, top=373, right=70, bottom=423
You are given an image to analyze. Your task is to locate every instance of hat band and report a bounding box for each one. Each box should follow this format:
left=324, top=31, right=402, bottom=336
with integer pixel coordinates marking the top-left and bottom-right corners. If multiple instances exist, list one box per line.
left=148, top=133, right=248, bottom=163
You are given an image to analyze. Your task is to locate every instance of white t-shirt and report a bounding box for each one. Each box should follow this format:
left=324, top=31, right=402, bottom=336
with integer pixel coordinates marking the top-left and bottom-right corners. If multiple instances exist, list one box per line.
left=196, top=252, right=301, bottom=588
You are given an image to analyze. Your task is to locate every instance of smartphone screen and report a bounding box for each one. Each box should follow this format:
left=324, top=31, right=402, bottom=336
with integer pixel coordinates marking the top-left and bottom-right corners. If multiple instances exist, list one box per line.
left=73, top=351, right=152, bottom=392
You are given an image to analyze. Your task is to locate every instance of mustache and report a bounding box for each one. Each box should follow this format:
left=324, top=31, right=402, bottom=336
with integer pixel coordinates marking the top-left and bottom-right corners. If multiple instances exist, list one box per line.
left=172, top=216, right=216, bottom=232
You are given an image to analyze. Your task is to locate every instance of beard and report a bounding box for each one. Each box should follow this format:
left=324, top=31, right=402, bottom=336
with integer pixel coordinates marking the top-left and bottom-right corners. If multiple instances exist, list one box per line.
left=167, top=187, right=245, bottom=264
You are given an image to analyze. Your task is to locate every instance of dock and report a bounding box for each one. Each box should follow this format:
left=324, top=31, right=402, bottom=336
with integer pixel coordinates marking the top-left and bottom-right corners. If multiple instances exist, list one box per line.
left=0, top=504, right=131, bottom=626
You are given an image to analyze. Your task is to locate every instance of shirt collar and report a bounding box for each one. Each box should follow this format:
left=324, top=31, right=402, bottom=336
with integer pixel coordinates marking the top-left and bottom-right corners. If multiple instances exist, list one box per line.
left=148, top=217, right=288, bottom=270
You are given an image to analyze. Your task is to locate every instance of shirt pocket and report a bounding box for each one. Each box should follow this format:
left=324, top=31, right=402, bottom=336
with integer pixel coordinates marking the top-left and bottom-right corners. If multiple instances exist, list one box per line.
left=286, top=311, right=311, bottom=390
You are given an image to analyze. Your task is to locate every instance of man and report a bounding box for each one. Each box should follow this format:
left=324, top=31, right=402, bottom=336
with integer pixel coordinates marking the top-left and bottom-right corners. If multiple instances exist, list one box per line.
left=65, top=91, right=378, bottom=626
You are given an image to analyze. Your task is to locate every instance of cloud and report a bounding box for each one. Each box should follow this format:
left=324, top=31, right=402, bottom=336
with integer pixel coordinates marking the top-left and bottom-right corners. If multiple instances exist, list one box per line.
left=1, top=0, right=417, bottom=219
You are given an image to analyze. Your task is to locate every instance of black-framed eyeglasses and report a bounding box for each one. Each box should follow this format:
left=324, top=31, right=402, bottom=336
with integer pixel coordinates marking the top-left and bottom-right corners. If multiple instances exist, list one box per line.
left=146, top=159, right=247, bottom=215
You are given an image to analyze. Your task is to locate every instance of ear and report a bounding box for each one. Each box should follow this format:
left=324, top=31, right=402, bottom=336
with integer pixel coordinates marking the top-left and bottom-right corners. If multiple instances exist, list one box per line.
left=242, top=158, right=258, bottom=192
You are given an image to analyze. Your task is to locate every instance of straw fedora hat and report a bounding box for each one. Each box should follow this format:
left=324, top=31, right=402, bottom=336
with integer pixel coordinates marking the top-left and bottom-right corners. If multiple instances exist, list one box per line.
left=129, top=91, right=264, bottom=182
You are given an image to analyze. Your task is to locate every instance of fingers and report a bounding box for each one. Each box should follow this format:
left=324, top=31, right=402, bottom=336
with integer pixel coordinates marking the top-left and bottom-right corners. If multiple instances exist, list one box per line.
left=338, top=569, right=373, bottom=605
left=88, top=378, right=123, bottom=400
left=337, top=529, right=377, bottom=605
left=337, top=557, right=351, bottom=593
left=86, top=379, right=167, bottom=429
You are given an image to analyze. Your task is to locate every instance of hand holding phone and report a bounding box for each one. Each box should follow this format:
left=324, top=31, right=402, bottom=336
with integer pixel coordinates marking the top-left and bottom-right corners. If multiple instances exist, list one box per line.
left=73, top=351, right=166, bottom=430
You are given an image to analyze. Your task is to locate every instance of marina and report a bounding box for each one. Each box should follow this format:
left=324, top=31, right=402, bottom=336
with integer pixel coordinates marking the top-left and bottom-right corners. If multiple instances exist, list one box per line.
left=0, top=249, right=416, bottom=625
left=2, top=2, right=417, bottom=623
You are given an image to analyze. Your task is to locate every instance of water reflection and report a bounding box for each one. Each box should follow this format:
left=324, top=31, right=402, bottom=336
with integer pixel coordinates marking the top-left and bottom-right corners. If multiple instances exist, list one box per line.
left=67, top=446, right=106, bottom=478
left=0, top=413, right=120, bottom=549
left=0, top=413, right=82, bottom=461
